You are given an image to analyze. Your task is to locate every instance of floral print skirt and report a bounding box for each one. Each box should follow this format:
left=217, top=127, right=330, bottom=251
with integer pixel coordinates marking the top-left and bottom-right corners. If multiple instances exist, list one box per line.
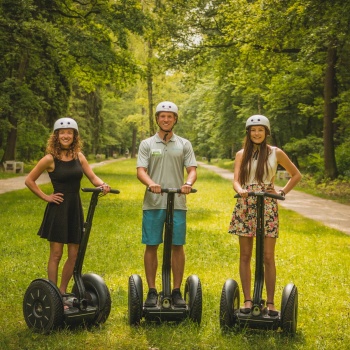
left=228, top=184, right=279, bottom=238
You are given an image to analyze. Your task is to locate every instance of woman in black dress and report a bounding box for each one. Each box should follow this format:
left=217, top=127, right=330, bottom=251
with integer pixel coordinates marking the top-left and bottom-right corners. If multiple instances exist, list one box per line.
left=25, top=118, right=110, bottom=301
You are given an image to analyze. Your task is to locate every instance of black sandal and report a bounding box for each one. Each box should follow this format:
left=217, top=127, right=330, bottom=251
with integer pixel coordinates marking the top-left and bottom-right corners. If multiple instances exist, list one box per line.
left=240, top=299, right=252, bottom=314
left=267, top=302, right=278, bottom=317
left=61, top=293, right=75, bottom=310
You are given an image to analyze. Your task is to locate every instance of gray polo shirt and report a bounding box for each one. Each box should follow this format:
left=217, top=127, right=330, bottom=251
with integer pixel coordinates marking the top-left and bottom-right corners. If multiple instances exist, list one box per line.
left=137, top=133, right=197, bottom=210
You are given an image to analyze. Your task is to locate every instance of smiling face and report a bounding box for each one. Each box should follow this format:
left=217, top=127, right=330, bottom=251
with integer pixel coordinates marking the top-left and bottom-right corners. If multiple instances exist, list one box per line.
left=156, top=111, right=177, bottom=132
left=58, top=128, right=75, bottom=149
left=249, top=125, right=266, bottom=144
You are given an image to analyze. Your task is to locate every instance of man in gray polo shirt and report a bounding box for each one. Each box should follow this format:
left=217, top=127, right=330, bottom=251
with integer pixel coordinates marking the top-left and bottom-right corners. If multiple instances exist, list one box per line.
left=137, top=101, right=197, bottom=307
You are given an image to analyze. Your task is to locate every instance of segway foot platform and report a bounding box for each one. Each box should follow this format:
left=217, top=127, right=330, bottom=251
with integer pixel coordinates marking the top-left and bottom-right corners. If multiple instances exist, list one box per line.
left=128, top=274, right=202, bottom=325
left=144, top=304, right=189, bottom=323
left=63, top=305, right=98, bottom=326
left=235, top=310, right=281, bottom=330
left=143, top=291, right=189, bottom=322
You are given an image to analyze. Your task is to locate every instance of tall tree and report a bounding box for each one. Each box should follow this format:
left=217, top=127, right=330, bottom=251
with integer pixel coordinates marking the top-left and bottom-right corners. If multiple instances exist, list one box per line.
left=152, top=0, right=350, bottom=178
left=0, top=0, right=146, bottom=162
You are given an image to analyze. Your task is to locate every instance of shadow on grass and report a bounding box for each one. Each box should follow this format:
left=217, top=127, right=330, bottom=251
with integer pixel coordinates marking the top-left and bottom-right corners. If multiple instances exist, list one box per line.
left=220, top=326, right=306, bottom=349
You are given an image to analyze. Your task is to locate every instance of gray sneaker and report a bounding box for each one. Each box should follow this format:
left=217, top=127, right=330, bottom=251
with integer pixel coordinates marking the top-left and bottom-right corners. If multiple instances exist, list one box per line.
left=172, top=288, right=186, bottom=308
left=144, top=288, right=158, bottom=307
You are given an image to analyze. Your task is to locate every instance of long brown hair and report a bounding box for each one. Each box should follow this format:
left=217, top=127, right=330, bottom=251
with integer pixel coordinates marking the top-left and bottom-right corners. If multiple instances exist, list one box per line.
left=46, top=130, right=82, bottom=160
left=238, top=127, right=271, bottom=185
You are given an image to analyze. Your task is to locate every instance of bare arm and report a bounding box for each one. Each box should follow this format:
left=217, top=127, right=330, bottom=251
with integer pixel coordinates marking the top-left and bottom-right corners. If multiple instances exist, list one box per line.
left=78, top=153, right=110, bottom=193
left=184, top=166, right=197, bottom=186
left=25, top=154, right=64, bottom=204
left=232, top=150, right=248, bottom=197
left=276, top=148, right=302, bottom=195
left=179, top=166, right=197, bottom=194
left=137, top=167, right=161, bottom=193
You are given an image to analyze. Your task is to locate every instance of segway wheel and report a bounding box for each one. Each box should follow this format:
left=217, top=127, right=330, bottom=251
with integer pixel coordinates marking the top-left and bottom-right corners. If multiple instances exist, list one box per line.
left=72, top=273, right=111, bottom=325
left=219, top=279, right=240, bottom=330
left=23, top=279, right=63, bottom=333
left=128, top=274, right=143, bottom=326
left=184, top=274, right=202, bottom=324
left=281, top=283, right=298, bottom=335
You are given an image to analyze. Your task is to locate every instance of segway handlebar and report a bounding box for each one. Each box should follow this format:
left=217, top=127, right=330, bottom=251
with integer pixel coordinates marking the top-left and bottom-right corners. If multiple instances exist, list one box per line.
left=234, top=191, right=285, bottom=200
left=82, top=187, right=120, bottom=194
left=147, top=187, right=197, bottom=194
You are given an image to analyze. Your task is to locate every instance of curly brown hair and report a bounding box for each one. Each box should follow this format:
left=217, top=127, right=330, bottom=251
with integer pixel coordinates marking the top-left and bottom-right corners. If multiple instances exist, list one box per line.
left=46, top=130, right=82, bottom=159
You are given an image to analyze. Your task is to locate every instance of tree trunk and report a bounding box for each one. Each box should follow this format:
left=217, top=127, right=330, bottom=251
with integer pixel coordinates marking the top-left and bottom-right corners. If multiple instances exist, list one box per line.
left=1, top=114, right=17, bottom=162
left=147, top=40, right=155, bottom=136
left=131, top=126, right=137, bottom=158
left=323, top=42, right=338, bottom=179
left=1, top=54, right=28, bottom=163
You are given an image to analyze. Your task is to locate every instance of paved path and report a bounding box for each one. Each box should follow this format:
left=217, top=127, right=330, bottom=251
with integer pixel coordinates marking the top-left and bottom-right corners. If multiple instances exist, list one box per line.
left=198, top=162, right=350, bottom=236
left=0, top=158, right=120, bottom=195
left=1, top=159, right=349, bottom=235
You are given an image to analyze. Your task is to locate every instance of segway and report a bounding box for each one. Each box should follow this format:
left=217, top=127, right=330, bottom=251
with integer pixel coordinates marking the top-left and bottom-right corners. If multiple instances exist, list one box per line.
left=220, top=191, right=298, bottom=334
left=128, top=188, right=202, bottom=325
left=23, top=187, right=120, bottom=333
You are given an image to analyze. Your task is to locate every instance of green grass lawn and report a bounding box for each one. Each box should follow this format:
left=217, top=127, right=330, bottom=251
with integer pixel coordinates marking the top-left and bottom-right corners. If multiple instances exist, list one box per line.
left=0, top=159, right=349, bottom=349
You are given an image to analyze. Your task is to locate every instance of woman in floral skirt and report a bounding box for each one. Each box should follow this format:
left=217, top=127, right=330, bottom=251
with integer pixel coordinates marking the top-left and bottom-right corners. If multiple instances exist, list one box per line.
left=229, top=115, right=301, bottom=316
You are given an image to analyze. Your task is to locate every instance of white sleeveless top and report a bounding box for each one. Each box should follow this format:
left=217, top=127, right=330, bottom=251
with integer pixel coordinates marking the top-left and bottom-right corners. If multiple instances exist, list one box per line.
left=246, top=146, right=278, bottom=185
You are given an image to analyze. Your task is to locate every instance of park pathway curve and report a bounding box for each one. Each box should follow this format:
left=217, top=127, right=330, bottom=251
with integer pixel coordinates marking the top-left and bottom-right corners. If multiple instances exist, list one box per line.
left=1, top=159, right=349, bottom=235
left=198, top=162, right=350, bottom=236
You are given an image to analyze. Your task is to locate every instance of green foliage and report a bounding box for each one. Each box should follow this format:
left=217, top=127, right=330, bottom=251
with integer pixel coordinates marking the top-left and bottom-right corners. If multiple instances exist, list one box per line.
left=0, top=0, right=148, bottom=161
left=2, top=0, right=350, bottom=180
left=0, top=4, right=70, bottom=127
left=283, top=136, right=323, bottom=173
left=147, top=0, right=350, bottom=179
left=335, top=141, right=350, bottom=177
left=16, top=120, right=49, bottom=161
left=291, top=173, right=350, bottom=204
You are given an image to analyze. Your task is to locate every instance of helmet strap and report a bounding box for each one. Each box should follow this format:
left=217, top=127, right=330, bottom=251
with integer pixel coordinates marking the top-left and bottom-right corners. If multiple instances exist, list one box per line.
left=252, top=143, right=261, bottom=160
left=156, top=115, right=177, bottom=140
left=157, top=120, right=174, bottom=138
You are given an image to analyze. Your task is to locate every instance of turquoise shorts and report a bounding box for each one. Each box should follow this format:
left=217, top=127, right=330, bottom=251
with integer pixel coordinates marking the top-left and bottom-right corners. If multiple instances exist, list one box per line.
left=142, top=209, right=186, bottom=245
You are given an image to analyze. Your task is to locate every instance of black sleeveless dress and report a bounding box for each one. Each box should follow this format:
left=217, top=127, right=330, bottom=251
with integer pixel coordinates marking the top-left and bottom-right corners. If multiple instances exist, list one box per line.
left=37, top=158, right=84, bottom=244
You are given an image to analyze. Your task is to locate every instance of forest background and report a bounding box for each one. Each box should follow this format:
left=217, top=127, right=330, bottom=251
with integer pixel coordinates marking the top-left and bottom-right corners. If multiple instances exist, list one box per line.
left=1, top=0, right=350, bottom=186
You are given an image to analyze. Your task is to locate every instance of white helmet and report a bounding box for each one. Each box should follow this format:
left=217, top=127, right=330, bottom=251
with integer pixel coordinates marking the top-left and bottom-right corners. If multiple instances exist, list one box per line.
left=53, top=118, right=79, bottom=132
left=155, top=101, right=178, bottom=116
left=245, top=115, right=270, bottom=134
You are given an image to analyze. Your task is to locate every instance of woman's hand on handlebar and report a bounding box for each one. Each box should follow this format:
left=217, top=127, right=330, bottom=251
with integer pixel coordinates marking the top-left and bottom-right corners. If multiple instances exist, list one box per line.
left=237, top=188, right=248, bottom=198
left=99, top=183, right=111, bottom=195
left=265, top=184, right=278, bottom=195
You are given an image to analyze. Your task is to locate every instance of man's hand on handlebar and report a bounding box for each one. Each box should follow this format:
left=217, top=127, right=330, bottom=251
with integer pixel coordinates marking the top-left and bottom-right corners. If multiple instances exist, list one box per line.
left=148, top=183, right=162, bottom=194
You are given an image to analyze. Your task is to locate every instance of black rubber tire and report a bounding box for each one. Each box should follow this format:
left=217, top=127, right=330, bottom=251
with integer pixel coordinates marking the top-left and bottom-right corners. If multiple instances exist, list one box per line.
left=281, top=283, right=298, bottom=335
left=72, top=273, right=111, bottom=325
left=184, top=275, right=202, bottom=324
left=128, top=274, right=143, bottom=326
left=23, top=279, right=63, bottom=333
left=219, top=279, right=240, bottom=330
